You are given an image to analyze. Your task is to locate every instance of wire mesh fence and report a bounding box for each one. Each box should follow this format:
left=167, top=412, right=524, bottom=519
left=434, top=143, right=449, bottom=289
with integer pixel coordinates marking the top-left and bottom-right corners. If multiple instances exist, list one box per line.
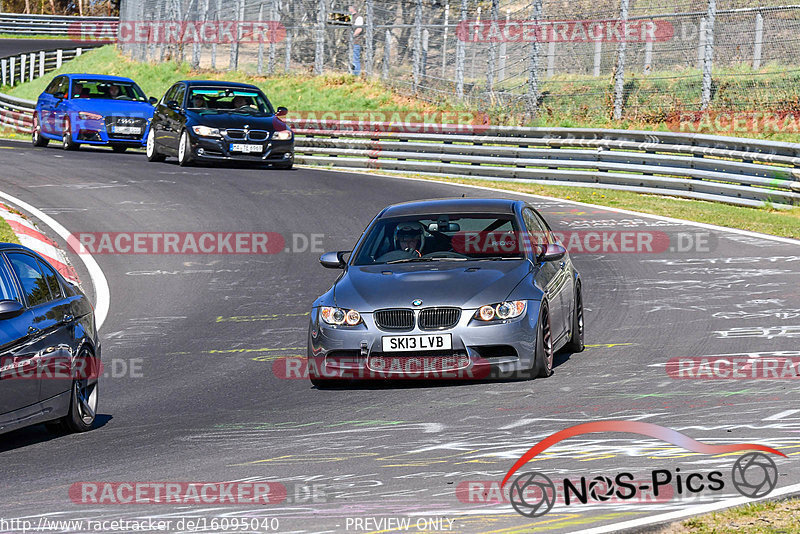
left=115, top=0, right=800, bottom=122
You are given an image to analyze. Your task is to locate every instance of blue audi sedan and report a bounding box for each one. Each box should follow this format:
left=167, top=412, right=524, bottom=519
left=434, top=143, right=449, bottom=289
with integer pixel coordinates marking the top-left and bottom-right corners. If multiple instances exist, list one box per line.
left=32, top=73, right=157, bottom=152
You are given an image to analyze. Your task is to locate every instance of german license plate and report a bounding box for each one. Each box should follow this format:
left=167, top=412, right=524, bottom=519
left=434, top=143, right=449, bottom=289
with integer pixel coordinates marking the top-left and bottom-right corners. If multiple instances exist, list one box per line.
left=381, top=334, right=452, bottom=352
left=230, top=143, right=262, bottom=153
left=112, top=126, right=141, bottom=134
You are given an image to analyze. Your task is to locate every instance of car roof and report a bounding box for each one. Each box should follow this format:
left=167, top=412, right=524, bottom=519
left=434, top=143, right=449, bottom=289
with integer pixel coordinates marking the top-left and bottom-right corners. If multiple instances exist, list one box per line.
left=180, top=80, right=260, bottom=90
left=379, top=198, right=522, bottom=218
left=63, top=73, right=136, bottom=83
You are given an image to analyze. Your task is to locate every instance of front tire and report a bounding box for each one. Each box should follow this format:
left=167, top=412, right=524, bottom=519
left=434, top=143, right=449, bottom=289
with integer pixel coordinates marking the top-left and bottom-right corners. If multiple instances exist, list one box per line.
left=62, top=118, right=79, bottom=151
left=178, top=130, right=193, bottom=166
left=146, top=128, right=166, bottom=162
left=531, top=302, right=554, bottom=378
left=32, top=113, right=49, bottom=147
left=563, top=282, right=585, bottom=353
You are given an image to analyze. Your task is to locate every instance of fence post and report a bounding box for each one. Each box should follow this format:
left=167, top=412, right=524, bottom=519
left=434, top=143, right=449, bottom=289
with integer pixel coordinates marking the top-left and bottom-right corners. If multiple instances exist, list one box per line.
left=39, top=50, right=45, bottom=78
left=441, top=3, right=449, bottom=77
left=644, top=40, right=652, bottom=75
left=19, top=55, right=24, bottom=85
left=348, top=16, right=354, bottom=75
left=422, top=28, right=429, bottom=80
left=192, top=4, right=201, bottom=69
left=229, top=0, right=243, bottom=71
left=526, top=0, right=542, bottom=115
left=211, top=0, right=220, bottom=69
left=1, top=59, right=6, bottom=87
left=413, top=0, right=422, bottom=92
left=268, top=0, right=277, bottom=74
left=365, top=0, right=374, bottom=76
left=612, top=0, right=629, bottom=120
left=257, top=3, right=265, bottom=74
left=382, top=29, right=391, bottom=80
left=455, top=0, right=467, bottom=99
left=56, top=49, right=62, bottom=69
left=285, top=31, right=292, bottom=72
left=470, top=7, right=480, bottom=80
left=701, top=0, right=716, bottom=110
left=498, top=8, right=509, bottom=82
left=29, top=52, right=34, bottom=82
left=314, top=0, right=325, bottom=75
left=753, top=12, right=763, bottom=70
left=76, top=48, right=82, bottom=56
left=9, top=57, right=14, bottom=87
left=593, top=39, right=602, bottom=77
left=487, top=0, right=499, bottom=93
left=697, top=17, right=706, bottom=69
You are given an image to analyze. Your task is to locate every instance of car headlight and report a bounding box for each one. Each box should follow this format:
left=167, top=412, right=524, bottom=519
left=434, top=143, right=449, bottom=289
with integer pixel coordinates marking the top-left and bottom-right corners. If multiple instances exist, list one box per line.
left=78, top=112, right=103, bottom=120
left=272, top=130, right=292, bottom=141
left=320, top=307, right=362, bottom=326
left=475, top=301, right=526, bottom=321
left=192, top=125, right=221, bottom=137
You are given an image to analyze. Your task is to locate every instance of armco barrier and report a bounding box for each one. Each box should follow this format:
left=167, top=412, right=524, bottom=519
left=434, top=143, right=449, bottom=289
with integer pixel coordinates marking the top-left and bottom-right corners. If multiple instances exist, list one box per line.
left=0, top=13, right=117, bottom=36
left=0, top=97, right=799, bottom=207
left=289, top=119, right=800, bottom=208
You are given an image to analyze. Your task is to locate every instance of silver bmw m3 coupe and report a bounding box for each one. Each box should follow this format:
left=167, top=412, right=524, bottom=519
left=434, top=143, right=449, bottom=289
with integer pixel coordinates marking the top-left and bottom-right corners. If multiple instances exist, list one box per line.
left=307, top=198, right=584, bottom=386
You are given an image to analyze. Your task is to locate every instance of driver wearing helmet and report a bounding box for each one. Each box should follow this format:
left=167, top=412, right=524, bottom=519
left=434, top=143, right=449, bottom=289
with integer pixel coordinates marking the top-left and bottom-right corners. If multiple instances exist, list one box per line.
left=394, top=222, right=425, bottom=257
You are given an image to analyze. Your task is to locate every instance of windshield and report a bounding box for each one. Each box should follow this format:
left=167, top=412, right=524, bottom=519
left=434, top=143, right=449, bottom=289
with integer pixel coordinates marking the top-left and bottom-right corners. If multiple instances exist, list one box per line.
left=186, top=87, right=274, bottom=115
left=352, top=214, right=531, bottom=265
left=71, top=79, right=147, bottom=101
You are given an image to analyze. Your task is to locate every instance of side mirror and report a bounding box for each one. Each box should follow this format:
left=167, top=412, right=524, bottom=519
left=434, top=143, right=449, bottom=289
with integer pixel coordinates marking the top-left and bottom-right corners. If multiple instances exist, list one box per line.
left=538, top=243, right=567, bottom=263
left=320, top=251, right=349, bottom=269
left=276, top=106, right=288, bottom=117
left=0, top=299, right=25, bottom=319
left=149, top=96, right=158, bottom=105
left=53, top=91, right=64, bottom=100
left=166, top=100, right=181, bottom=111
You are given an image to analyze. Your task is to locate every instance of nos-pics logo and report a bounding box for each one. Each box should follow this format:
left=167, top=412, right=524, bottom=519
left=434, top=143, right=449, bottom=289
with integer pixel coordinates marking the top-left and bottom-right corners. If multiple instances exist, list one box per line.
left=500, top=421, right=783, bottom=518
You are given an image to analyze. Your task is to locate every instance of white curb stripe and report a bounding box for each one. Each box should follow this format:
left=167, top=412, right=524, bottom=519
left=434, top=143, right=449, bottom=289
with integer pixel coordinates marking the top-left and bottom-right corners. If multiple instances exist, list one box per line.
left=0, top=191, right=110, bottom=330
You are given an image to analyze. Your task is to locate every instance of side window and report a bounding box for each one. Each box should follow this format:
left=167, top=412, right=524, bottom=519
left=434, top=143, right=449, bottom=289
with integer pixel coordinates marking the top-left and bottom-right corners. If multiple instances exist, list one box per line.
left=523, top=208, right=550, bottom=246
left=162, top=84, right=178, bottom=105
left=0, top=260, right=20, bottom=302
left=45, top=77, right=61, bottom=94
left=57, top=77, right=70, bottom=96
left=6, top=253, right=52, bottom=307
left=38, top=260, right=63, bottom=301
left=174, top=85, right=186, bottom=108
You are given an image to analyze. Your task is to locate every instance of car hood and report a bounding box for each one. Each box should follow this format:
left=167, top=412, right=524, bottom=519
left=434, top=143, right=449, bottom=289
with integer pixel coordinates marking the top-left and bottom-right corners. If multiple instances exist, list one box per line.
left=69, top=99, right=154, bottom=118
left=334, top=261, right=531, bottom=310
left=187, top=112, right=289, bottom=131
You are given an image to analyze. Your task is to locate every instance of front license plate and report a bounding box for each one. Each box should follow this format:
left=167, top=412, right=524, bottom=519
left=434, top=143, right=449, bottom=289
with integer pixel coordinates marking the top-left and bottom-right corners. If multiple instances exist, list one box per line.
left=382, top=334, right=452, bottom=352
left=230, top=143, right=262, bottom=153
left=112, top=126, right=141, bottom=134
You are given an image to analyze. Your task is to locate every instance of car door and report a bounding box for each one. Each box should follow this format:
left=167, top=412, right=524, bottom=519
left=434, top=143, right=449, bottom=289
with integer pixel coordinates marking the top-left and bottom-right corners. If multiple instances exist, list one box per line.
left=0, top=256, right=39, bottom=418
left=524, top=208, right=568, bottom=341
left=52, top=76, right=71, bottom=135
left=5, top=252, right=74, bottom=407
left=38, top=77, right=60, bottom=134
left=164, top=84, right=187, bottom=151
left=534, top=209, right=574, bottom=333
left=152, top=84, right=177, bottom=150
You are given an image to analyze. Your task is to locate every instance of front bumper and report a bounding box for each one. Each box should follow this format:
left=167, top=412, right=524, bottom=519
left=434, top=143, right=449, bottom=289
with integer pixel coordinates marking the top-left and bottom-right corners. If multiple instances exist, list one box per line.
left=307, top=302, right=541, bottom=381
left=72, top=117, right=149, bottom=146
left=189, top=134, right=294, bottom=164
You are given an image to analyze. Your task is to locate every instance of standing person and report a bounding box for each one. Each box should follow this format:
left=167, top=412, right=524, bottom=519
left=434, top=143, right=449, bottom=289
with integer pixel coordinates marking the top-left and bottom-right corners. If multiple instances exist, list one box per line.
left=349, top=5, right=364, bottom=75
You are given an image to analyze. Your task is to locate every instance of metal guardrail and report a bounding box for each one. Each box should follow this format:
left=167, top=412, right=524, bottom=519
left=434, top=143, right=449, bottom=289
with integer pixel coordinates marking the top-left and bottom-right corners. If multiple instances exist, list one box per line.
left=290, top=120, right=800, bottom=208
left=0, top=13, right=117, bottom=35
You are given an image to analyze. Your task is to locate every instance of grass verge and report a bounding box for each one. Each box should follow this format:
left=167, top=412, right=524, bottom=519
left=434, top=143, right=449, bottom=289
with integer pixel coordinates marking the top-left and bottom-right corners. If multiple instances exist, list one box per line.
left=0, top=209, right=21, bottom=244
left=661, top=498, right=800, bottom=533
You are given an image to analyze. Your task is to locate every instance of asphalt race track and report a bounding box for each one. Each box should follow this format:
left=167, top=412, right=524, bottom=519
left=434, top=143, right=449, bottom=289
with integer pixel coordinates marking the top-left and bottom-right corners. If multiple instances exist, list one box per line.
left=0, top=140, right=799, bottom=533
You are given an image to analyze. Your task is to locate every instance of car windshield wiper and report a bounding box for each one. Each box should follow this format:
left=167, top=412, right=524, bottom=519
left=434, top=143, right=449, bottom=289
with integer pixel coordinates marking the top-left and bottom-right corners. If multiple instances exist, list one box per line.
left=385, top=257, right=466, bottom=264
